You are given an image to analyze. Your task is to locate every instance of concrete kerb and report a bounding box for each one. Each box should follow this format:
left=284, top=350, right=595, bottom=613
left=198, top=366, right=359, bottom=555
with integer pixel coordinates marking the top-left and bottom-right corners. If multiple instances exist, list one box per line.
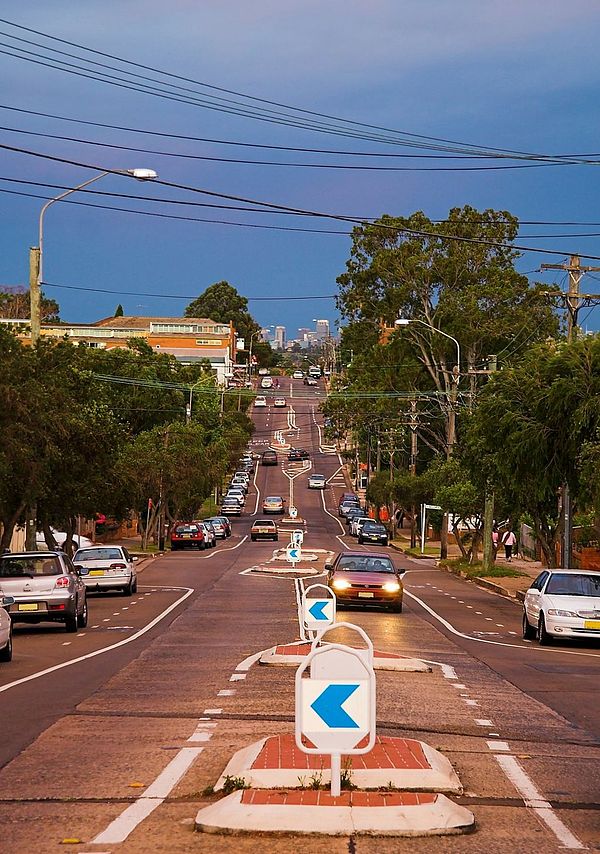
left=259, top=641, right=432, bottom=672
left=195, top=789, right=474, bottom=837
left=214, top=734, right=461, bottom=793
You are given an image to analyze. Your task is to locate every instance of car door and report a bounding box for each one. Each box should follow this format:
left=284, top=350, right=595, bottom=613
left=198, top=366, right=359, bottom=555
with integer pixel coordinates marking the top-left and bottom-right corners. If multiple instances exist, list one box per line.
left=525, top=571, right=549, bottom=622
left=64, top=555, right=85, bottom=607
left=122, top=547, right=136, bottom=580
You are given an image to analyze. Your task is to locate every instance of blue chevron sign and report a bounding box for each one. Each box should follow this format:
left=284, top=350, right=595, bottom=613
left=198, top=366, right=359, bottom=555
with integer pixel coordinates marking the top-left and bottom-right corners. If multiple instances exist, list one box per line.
left=308, top=600, right=329, bottom=621
left=311, top=683, right=360, bottom=728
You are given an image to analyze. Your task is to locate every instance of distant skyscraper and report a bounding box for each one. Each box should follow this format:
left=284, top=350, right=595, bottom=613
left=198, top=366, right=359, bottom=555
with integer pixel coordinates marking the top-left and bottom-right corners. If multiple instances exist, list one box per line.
left=274, top=325, right=286, bottom=350
left=315, top=319, right=330, bottom=340
left=260, top=327, right=273, bottom=341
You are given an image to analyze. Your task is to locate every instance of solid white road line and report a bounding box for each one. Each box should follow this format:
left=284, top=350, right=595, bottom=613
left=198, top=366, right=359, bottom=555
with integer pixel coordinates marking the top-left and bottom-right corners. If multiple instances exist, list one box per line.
left=196, top=535, right=248, bottom=559
left=0, top=585, right=194, bottom=695
left=234, top=648, right=275, bottom=672
left=93, top=747, right=203, bottom=844
left=494, top=754, right=585, bottom=850
left=321, top=488, right=346, bottom=534
left=404, top=588, right=600, bottom=659
left=252, top=461, right=261, bottom=516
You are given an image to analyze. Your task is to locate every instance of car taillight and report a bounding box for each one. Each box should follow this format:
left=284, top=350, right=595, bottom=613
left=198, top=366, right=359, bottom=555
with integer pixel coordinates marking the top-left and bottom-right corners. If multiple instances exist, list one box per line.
left=55, top=576, right=70, bottom=588
left=110, top=563, right=127, bottom=569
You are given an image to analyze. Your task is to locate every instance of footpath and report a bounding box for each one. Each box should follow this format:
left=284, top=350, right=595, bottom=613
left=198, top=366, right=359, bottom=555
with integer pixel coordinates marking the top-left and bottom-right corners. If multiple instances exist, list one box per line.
left=391, top=531, right=544, bottom=603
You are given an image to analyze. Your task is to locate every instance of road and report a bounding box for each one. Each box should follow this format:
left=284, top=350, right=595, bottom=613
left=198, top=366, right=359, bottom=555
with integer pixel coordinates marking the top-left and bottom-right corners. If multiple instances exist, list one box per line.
left=0, top=377, right=598, bottom=853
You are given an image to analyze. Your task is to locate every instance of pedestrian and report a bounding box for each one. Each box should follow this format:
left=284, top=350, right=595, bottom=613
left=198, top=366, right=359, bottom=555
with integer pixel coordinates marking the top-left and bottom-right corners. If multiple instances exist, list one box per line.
left=502, top=528, right=517, bottom=562
left=491, top=527, right=499, bottom=559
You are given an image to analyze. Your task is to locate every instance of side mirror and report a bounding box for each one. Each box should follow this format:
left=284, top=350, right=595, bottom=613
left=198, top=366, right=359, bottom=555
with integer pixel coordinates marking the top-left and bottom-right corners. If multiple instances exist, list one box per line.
left=74, top=565, right=87, bottom=576
left=398, top=568, right=406, bottom=576
left=2, top=595, right=14, bottom=608
left=324, top=561, right=333, bottom=571
left=132, top=556, right=139, bottom=563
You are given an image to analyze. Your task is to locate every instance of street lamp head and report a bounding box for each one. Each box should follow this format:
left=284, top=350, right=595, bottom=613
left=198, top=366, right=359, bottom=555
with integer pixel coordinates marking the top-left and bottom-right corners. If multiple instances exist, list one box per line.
left=394, top=318, right=410, bottom=327
left=127, top=168, right=158, bottom=180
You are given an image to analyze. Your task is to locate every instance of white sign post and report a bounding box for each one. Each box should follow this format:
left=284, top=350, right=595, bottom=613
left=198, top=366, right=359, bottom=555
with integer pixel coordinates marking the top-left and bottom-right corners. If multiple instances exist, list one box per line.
left=420, top=503, right=442, bottom=554
left=302, top=583, right=336, bottom=636
left=295, top=626, right=376, bottom=796
left=292, top=529, right=304, bottom=546
left=289, top=506, right=298, bottom=520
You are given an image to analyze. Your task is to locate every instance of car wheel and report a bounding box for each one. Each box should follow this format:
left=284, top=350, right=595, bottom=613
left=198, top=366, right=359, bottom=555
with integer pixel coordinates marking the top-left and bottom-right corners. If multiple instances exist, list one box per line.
left=251, top=536, right=256, bottom=542
left=522, top=611, right=536, bottom=639
left=123, top=578, right=134, bottom=596
left=537, top=613, right=552, bottom=645
left=65, top=608, right=78, bottom=633
left=212, top=539, right=217, bottom=548
left=171, top=544, right=178, bottom=552
left=274, top=536, right=278, bottom=541
left=0, top=626, right=12, bottom=662
left=199, top=542, right=206, bottom=551
left=382, top=539, right=389, bottom=547
left=78, top=597, right=88, bottom=628
left=390, top=601, right=403, bottom=613
left=358, top=536, right=363, bottom=544
left=132, top=578, right=138, bottom=594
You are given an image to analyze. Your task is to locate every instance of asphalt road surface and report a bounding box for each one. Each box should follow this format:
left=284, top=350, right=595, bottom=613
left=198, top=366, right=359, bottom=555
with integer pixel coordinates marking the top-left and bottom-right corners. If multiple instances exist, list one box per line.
left=0, top=377, right=598, bottom=853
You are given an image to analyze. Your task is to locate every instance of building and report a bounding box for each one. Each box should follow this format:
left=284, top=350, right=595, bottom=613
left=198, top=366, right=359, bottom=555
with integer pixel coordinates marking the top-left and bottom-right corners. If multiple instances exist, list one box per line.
left=315, top=319, right=330, bottom=340
left=11, top=315, right=238, bottom=385
left=274, top=325, right=286, bottom=350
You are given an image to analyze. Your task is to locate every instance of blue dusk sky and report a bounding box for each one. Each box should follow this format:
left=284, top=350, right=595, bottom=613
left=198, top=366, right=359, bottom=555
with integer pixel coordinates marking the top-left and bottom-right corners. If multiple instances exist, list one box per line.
left=1, top=1, right=600, bottom=335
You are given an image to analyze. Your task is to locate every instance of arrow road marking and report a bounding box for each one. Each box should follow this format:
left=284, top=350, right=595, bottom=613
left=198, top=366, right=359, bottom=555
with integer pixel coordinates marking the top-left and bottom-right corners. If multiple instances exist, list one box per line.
left=311, top=684, right=359, bottom=728
left=308, top=600, right=329, bottom=621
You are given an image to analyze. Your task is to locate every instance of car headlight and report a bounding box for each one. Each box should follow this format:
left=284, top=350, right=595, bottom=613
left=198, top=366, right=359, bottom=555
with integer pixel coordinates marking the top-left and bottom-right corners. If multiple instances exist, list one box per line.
left=382, top=582, right=401, bottom=593
left=547, top=609, right=578, bottom=617
left=332, top=579, right=351, bottom=591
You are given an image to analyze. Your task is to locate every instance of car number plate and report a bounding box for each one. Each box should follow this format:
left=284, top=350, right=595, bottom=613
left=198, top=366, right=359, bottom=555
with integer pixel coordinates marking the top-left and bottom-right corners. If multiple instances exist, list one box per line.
left=18, top=603, right=38, bottom=611
left=358, top=592, right=374, bottom=598
left=89, top=570, right=105, bottom=576
left=584, top=620, right=600, bottom=630
left=183, top=534, right=191, bottom=538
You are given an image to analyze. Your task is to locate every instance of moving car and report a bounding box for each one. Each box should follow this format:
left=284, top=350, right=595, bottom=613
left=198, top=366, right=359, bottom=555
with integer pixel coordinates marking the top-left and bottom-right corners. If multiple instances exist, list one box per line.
left=251, top=520, right=279, bottom=541
left=274, top=397, right=286, bottom=408
left=220, top=499, right=241, bottom=516
left=0, top=594, right=14, bottom=661
left=288, top=448, right=310, bottom=461
left=308, top=473, right=326, bottom=489
left=0, top=551, right=88, bottom=632
left=261, top=450, right=278, bottom=466
left=326, top=552, right=404, bottom=612
left=258, top=367, right=269, bottom=376
left=523, top=569, right=600, bottom=644
left=254, top=395, right=267, bottom=408
left=262, top=496, right=285, bottom=514
left=261, top=376, right=273, bottom=389
left=292, top=370, right=304, bottom=379
left=358, top=521, right=389, bottom=546
left=170, top=522, right=207, bottom=551
left=204, top=516, right=231, bottom=538
left=73, top=545, right=138, bottom=595
left=304, top=376, right=318, bottom=386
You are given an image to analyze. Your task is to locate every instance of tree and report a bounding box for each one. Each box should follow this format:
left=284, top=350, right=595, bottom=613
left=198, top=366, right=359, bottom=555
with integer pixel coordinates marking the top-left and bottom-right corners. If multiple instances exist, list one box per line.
left=114, top=303, right=124, bottom=317
left=185, top=280, right=259, bottom=346
left=0, top=288, right=59, bottom=322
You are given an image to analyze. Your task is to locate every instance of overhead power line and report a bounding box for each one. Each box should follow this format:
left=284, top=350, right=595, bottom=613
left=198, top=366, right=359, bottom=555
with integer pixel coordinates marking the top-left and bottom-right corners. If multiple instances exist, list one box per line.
left=41, top=280, right=337, bottom=301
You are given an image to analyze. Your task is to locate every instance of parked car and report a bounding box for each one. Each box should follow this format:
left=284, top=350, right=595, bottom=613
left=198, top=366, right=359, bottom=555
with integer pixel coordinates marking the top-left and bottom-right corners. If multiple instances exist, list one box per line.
left=274, top=397, right=287, bottom=408
left=0, top=594, right=14, bottom=661
left=251, top=520, right=279, bottom=542
left=339, top=499, right=361, bottom=518
left=254, top=395, right=267, bottom=408
left=326, top=552, right=404, bottom=612
left=339, top=492, right=359, bottom=507
left=345, top=507, right=368, bottom=528
left=170, top=523, right=207, bottom=551
left=358, top=521, right=389, bottom=546
left=351, top=514, right=372, bottom=537
left=204, top=516, right=231, bottom=538
left=230, top=478, right=249, bottom=494
left=288, top=448, right=310, bottom=461
left=221, top=499, right=241, bottom=516
left=262, top=496, right=285, bottom=514
left=523, top=569, right=600, bottom=644
left=308, top=473, right=326, bottom=489
left=225, top=488, right=246, bottom=506
left=73, top=545, right=138, bottom=595
left=261, top=450, right=278, bottom=466
left=0, top=551, right=88, bottom=632
left=196, top=521, right=217, bottom=548
left=36, top=530, right=94, bottom=551
left=292, top=370, right=304, bottom=379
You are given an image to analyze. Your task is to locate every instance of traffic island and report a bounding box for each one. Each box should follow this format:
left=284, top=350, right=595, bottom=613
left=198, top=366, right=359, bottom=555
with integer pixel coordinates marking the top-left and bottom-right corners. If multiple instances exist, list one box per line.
left=214, top=733, right=461, bottom=793
left=195, top=789, right=474, bottom=837
left=259, top=642, right=432, bottom=672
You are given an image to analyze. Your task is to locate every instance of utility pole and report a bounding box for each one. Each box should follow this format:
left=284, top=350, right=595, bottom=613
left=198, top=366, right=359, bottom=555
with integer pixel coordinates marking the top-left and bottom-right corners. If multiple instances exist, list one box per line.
left=409, top=398, right=418, bottom=550
left=29, top=247, right=40, bottom=345
left=541, top=255, right=600, bottom=568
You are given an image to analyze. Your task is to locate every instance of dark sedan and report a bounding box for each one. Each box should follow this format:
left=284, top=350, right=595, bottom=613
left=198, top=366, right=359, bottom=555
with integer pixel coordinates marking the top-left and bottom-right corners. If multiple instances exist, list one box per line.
left=288, top=448, right=310, bottom=461
left=326, top=552, right=404, bottom=612
left=358, top=521, right=389, bottom=546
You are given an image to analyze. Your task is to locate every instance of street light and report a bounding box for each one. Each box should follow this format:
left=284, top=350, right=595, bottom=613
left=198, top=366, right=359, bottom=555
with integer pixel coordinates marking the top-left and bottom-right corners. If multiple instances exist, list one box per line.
left=394, top=318, right=460, bottom=384
left=30, top=167, right=158, bottom=344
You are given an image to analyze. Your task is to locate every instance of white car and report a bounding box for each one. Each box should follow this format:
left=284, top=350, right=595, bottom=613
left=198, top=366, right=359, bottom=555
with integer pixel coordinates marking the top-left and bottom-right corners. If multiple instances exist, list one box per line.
left=258, top=368, right=269, bottom=376
left=254, top=395, right=267, bottom=407
left=73, top=545, right=138, bottom=596
left=308, top=473, right=326, bottom=489
left=261, top=376, right=273, bottom=389
left=292, top=370, right=303, bottom=379
left=274, top=397, right=286, bottom=408
left=523, top=569, right=600, bottom=644
left=36, top=530, right=94, bottom=551
left=0, top=593, right=14, bottom=661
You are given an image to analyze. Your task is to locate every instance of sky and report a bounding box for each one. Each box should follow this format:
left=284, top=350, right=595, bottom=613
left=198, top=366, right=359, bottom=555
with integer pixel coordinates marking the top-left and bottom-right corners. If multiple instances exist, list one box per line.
left=2, top=1, right=600, bottom=335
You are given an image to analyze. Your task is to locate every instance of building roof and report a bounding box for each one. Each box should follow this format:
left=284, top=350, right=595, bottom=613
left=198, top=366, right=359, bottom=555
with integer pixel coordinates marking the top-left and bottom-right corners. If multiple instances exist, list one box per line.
left=93, top=316, right=224, bottom=329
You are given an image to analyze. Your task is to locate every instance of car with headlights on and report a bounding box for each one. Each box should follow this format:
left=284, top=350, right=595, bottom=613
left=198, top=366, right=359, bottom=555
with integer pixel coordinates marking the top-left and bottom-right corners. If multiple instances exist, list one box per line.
left=523, top=569, right=600, bottom=644
left=308, top=473, right=326, bottom=489
left=73, top=545, right=138, bottom=596
left=251, top=520, right=279, bottom=541
left=326, top=552, right=404, bottom=612
left=0, top=551, right=88, bottom=632
left=358, top=521, right=389, bottom=546
left=288, top=448, right=309, bottom=461
left=274, top=397, right=286, bottom=408
left=262, top=496, right=285, bottom=515
left=254, top=395, right=267, bottom=408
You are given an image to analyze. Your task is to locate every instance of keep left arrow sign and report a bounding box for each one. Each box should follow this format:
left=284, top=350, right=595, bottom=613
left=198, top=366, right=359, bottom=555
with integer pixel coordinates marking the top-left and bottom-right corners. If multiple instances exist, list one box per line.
left=311, top=683, right=359, bottom=728
left=308, top=600, right=328, bottom=621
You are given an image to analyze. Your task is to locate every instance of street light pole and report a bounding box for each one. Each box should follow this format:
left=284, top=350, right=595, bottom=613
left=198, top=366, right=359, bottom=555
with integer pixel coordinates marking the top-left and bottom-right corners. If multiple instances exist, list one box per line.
left=30, top=168, right=157, bottom=345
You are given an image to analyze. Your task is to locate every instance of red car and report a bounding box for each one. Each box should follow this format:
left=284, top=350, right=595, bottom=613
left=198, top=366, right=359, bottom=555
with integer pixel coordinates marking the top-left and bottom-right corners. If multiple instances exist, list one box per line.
left=170, top=522, right=207, bottom=551
left=326, top=551, right=404, bottom=612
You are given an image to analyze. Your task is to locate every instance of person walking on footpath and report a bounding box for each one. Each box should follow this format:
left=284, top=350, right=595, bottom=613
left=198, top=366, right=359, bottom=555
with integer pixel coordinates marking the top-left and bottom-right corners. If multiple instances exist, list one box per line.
left=502, top=528, right=517, bottom=562
left=492, top=527, right=499, bottom=560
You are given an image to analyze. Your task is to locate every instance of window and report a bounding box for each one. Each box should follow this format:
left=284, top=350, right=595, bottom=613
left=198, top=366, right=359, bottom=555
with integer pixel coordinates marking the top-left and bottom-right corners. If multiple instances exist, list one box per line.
left=0, top=556, right=61, bottom=577
left=337, top=556, right=394, bottom=573
left=531, top=571, right=549, bottom=591
left=546, top=573, right=600, bottom=597
left=74, top=548, right=122, bottom=562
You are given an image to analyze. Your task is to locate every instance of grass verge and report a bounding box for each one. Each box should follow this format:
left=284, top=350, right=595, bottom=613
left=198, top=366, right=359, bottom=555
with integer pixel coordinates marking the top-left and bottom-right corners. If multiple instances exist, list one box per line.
left=439, top=558, right=528, bottom=578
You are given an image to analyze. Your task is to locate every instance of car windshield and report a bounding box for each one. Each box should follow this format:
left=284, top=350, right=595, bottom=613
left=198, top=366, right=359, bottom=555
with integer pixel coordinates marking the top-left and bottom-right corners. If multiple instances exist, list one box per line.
left=255, top=520, right=275, bottom=527
left=175, top=525, right=199, bottom=534
left=266, top=497, right=282, bottom=502
left=74, top=548, right=122, bottom=561
left=363, top=522, right=385, bottom=532
left=337, top=556, right=395, bottom=573
left=0, top=556, right=62, bottom=577
left=545, top=573, right=600, bottom=596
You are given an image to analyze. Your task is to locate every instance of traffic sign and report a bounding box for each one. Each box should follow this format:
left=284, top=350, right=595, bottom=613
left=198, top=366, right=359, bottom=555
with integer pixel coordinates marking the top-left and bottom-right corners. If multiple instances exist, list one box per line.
left=286, top=545, right=302, bottom=565
left=302, top=583, right=336, bottom=633
left=292, top=529, right=304, bottom=545
left=289, top=506, right=298, bottom=519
